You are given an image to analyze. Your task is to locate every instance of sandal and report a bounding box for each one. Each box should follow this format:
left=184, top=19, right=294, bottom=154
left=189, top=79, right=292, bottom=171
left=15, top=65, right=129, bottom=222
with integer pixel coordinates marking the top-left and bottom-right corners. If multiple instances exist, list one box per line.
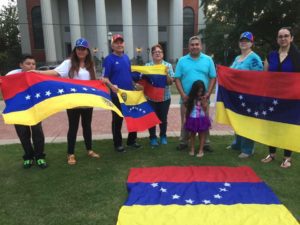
left=196, top=152, right=204, bottom=158
left=280, top=158, right=291, bottom=168
left=87, top=150, right=100, bottom=158
left=261, top=154, right=275, bottom=163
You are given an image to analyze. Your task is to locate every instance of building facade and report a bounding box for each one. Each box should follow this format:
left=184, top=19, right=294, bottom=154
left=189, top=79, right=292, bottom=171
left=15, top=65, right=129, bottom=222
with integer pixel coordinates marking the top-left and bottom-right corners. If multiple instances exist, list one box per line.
left=17, top=0, right=204, bottom=64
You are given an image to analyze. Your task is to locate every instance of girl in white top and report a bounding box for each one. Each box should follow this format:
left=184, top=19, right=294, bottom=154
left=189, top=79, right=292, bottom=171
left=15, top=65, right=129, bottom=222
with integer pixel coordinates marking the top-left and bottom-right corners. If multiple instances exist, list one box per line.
left=35, top=38, right=99, bottom=165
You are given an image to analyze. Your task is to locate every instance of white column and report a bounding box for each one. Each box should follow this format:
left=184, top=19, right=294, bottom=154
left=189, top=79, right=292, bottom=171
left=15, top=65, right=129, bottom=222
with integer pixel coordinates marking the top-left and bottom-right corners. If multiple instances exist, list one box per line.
left=68, top=0, right=82, bottom=48
left=40, top=0, right=57, bottom=63
left=17, top=0, right=31, bottom=54
left=95, top=0, right=108, bottom=57
left=122, top=0, right=134, bottom=59
left=147, top=0, right=158, bottom=49
left=198, top=0, right=206, bottom=52
left=169, top=0, right=183, bottom=63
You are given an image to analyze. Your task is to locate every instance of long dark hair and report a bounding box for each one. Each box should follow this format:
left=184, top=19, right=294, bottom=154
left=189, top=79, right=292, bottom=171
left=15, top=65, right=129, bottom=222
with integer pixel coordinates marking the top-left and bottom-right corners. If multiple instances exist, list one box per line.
left=68, top=47, right=96, bottom=80
left=186, top=80, right=206, bottom=118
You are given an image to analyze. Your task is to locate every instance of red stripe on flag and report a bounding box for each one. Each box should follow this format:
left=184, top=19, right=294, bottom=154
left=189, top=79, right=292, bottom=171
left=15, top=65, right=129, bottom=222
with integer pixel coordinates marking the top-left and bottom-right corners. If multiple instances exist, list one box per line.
left=125, top=112, right=161, bottom=132
left=138, top=80, right=165, bottom=102
left=1, top=72, right=109, bottom=100
left=217, top=65, right=300, bottom=100
left=127, top=166, right=261, bottom=183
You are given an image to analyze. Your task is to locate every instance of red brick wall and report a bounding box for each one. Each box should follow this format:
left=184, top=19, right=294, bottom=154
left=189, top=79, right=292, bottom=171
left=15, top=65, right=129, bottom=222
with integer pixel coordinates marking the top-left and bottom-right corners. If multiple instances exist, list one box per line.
left=26, top=0, right=45, bottom=62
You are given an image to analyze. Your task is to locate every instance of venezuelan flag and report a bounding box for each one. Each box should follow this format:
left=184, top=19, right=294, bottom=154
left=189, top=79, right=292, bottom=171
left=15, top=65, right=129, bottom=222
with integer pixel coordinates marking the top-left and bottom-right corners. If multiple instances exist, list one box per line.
left=0, top=72, right=122, bottom=125
left=131, top=65, right=167, bottom=102
left=117, top=89, right=161, bottom=132
left=116, top=166, right=299, bottom=225
left=216, top=65, right=300, bottom=153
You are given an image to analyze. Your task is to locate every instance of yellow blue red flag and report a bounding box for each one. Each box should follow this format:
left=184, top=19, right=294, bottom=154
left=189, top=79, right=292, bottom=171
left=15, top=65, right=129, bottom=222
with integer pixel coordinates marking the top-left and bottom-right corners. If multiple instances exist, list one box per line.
left=131, top=65, right=167, bottom=102
left=0, top=72, right=122, bottom=125
left=117, top=88, right=161, bottom=132
left=216, top=65, right=300, bottom=153
left=116, top=166, right=299, bottom=225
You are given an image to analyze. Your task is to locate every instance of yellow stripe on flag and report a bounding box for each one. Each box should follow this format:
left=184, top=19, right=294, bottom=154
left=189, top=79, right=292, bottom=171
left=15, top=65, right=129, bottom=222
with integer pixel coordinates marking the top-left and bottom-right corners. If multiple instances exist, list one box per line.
left=215, top=102, right=300, bottom=152
left=117, top=204, right=299, bottom=225
left=3, top=94, right=122, bottom=125
left=117, top=89, right=147, bottom=106
left=131, top=65, right=167, bottom=75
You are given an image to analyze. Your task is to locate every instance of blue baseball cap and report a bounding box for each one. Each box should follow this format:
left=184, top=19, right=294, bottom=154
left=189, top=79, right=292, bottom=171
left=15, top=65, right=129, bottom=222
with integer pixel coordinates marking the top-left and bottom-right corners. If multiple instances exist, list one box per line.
left=240, top=32, right=254, bottom=42
left=75, top=38, right=89, bottom=48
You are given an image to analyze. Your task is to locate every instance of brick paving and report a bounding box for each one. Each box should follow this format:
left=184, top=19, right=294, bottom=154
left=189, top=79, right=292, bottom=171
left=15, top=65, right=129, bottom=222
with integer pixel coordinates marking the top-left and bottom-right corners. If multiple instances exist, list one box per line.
left=0, top=95, right=233, bottom=145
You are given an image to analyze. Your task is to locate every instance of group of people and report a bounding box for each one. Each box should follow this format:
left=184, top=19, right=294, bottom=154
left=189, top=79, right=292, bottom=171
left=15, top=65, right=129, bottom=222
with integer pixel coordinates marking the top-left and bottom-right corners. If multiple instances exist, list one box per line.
left=3, top=27, right=299, bottom=169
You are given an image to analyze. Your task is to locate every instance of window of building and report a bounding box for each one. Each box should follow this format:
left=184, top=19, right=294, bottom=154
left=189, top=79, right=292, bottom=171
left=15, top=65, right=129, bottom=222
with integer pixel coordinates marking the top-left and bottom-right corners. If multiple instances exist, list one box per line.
left=31, top=6, right=44, bottom=49
left=183, top=7, right=195, bottom=48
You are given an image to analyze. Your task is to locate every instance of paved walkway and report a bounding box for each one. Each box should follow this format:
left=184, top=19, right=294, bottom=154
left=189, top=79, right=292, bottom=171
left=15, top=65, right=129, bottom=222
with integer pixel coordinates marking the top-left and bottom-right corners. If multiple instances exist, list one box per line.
left=0, top=95, right=233, bottom=145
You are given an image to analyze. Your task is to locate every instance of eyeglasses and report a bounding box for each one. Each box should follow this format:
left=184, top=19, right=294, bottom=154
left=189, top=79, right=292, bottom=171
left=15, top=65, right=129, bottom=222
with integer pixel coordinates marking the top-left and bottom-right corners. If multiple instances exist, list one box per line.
left=152, top=51, right=163, bottom=54
left=277, top=34, right=290, bottom=39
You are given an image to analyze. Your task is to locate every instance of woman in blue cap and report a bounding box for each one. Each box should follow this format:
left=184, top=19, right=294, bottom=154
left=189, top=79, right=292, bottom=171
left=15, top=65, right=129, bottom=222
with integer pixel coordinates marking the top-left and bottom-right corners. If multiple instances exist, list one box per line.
left=227, top=32, right=263, bottom=158
left=34, top=38, right=100, bottom=165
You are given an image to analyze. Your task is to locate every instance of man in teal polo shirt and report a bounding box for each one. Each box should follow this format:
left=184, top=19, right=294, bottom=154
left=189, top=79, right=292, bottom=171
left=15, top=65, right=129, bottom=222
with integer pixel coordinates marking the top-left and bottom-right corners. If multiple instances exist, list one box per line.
left=175, top=36, right=216, bottom=151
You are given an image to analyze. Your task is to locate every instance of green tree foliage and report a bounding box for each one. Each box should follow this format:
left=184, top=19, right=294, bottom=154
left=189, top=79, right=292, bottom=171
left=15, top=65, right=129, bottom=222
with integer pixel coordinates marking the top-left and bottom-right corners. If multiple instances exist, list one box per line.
left=0, top=0, right=21, bottom=75
left=201, top=0, right=300, bottom=65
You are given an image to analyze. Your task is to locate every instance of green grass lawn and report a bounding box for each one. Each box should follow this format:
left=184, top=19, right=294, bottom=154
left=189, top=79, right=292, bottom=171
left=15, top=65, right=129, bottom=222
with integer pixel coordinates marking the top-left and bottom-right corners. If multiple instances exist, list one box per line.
left=0, top=136, right=299, bottom=225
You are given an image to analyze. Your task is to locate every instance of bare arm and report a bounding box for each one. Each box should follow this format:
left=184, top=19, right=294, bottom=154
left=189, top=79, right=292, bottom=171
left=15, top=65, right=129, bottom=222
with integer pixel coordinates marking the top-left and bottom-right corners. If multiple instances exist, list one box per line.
left=175, top=78, right=188, bottom=103
left=264, top=59, right=269, bottom=71
left=102, top=77, right=119, bottom=93
left=30, top=69, right=59, bottom=76
left=204, top=77, right=216, bottom=100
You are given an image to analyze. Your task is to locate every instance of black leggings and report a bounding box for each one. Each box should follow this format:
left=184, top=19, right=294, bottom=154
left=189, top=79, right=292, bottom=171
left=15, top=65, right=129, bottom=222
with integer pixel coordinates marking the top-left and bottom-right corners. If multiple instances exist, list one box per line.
left=67, top=108, right=93, bottom=154
left=269, top=146, right=292, bottom=157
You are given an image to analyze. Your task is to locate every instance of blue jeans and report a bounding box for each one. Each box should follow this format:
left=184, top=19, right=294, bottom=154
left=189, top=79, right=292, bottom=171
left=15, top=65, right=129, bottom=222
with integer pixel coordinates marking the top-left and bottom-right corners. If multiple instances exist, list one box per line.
left=231, top=134, right=254, bottom=155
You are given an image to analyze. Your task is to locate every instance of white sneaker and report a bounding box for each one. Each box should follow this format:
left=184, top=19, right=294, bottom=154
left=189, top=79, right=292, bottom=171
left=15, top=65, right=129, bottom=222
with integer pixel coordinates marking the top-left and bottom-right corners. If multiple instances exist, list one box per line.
left=238, top=153, right=250, bottom=158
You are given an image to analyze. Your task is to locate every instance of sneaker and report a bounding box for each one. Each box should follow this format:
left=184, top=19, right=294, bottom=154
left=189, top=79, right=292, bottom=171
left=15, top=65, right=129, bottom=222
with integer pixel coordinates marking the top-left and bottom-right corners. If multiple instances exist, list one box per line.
left=127, top=142, right=141, bottom=149
left=23, top=159, right=33, bottom=169
left=238, top=153, right=250, bottom=159
left=150, top=138, right=159, bottom=147
left=176, top=143, right=188, bottom=151
left=115, top=146, right=126, bottom=153
left=36, top=159, right=48, bottom=169
left=160, top=136, right=168, bottom=145
left=67, top=154, right=76, bottom=165
left=87, top=150, right=100, bottom=158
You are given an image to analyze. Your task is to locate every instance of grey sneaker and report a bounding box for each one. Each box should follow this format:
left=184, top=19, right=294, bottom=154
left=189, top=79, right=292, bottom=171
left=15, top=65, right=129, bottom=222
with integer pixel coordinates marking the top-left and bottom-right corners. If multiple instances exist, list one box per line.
left=238, top=153, right=250, bottom=158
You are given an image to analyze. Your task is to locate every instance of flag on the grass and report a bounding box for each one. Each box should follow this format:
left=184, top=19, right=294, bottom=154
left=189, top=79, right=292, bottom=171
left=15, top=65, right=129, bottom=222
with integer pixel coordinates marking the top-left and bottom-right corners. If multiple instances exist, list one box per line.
left=116, top=166, right=299, bottom=225
left=117, top=88, right=161, bottom=132
left=216, top=65, right=300, bottom=153
left=131, top=65, right=167, bottom=102
left=0, top=72, right=122, bottom=125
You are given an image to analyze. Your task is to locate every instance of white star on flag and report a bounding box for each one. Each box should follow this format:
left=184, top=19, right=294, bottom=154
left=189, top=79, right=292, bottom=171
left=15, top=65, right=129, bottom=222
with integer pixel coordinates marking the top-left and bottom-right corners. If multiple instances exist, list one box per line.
left=160, top=187, right=167, bottom=193
left=214, top=194, right=222, bottom=199
left=151, top=183, right=158, bottom=188
left=185, top=199, right=194, bottom=204
left=247, top=108, right=251, bottom=113
left=35, top=93, right=41, bottom=98
left=241, top=102, right=246, bottom=107
left=172, top=194, right=180, bottom=199
left=224, top=182, right=231, bottom=187
left=219, top=188, right=228, bottom=192
left=58, top=89, right=64, bottom=94
left=82, top=87, right=88, bottom=91
left=273, top=100, right=278, bottom=105
left=202, top=200, right=211, bottom=204
left=239, top=95, right=243, bottom=100
left=70, top=88, right=77, bottom=92
left=45, top=91, right=51, bottom=96
left=25, top=95, right=31, bottom=100
left=91, top=88, right=96, bottom=91
left=262, top=110, right=267, bottom=116
left=254, top=111, right=259, bottom=117
left=269, top=107, right=274, bottom=112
